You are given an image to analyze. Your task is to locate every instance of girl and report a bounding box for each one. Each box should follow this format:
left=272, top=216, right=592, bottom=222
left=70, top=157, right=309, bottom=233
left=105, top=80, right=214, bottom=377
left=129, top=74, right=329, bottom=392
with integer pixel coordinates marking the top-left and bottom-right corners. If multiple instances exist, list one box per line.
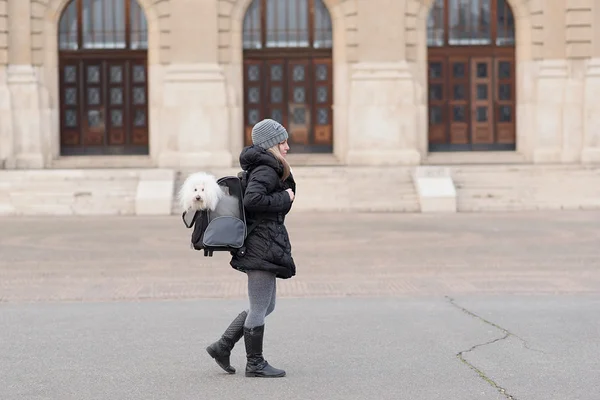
left=206, top=118, right=296, bottom=378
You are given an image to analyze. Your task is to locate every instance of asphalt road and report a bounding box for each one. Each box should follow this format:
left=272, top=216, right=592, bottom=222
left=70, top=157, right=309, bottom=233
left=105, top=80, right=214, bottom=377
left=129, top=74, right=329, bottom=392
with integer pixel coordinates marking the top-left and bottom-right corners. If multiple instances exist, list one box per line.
left=1, top=296, right=598, bottom=400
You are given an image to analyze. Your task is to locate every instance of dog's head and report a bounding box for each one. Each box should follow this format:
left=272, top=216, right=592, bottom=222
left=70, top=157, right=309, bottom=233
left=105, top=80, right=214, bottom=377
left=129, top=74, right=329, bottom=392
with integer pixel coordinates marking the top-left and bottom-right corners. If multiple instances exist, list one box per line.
left=178, top=172, right=223, bottom=212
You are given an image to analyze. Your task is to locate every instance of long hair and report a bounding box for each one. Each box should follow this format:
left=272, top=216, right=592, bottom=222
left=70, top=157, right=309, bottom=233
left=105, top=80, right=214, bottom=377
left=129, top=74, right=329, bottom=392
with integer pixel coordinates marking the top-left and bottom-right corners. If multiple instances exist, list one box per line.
left=267, top=145, right=291, bottom=181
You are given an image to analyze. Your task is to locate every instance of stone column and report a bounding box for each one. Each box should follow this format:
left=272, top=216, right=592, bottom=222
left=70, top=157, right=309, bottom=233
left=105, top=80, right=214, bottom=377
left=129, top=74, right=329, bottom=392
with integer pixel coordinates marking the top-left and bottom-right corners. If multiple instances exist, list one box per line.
left=561, top=60, right=585, bottom=163
left=346, top=0, right=420, bottom=165
left=7, top=0, right=43, bottom=169
left=0, top=64, right=12, bottom=168
left=582, top=61, right=600, bottom=163
left=157, top=0, right=231, bottom=168
left=0, top=0, right=12, bottom=168
left=347, top=62, right=421, bottom=165
left=532, top=60, right=567, bottom=163
left=582, top=1, right=600, bottom=163
left=532, top=4, right=568, bottom=163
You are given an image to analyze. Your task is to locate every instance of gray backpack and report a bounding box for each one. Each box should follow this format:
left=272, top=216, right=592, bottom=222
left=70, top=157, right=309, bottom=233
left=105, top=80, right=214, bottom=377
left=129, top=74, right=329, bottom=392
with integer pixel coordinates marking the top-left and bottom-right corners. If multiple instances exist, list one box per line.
left=181, top=172, right=261, bottom=257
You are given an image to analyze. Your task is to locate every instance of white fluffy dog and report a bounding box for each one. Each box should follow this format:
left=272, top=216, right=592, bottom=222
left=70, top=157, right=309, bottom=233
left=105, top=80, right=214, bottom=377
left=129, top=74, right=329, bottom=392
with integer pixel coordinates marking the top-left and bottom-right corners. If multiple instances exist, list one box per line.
left=178, top=172, right=241, bottom=219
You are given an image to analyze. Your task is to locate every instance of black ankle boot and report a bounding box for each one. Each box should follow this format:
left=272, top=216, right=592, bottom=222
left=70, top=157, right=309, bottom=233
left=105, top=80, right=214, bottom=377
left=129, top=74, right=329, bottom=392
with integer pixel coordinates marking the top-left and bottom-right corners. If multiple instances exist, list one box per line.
left=244, top=325, right=286, bottom=378
left=206, top=311, right=247, bottom=374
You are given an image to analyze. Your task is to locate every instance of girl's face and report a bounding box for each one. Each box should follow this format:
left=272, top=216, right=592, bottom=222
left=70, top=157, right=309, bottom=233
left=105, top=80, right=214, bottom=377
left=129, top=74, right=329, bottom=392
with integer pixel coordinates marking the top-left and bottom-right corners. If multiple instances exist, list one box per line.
left=278, top=140, right=290, bottom=157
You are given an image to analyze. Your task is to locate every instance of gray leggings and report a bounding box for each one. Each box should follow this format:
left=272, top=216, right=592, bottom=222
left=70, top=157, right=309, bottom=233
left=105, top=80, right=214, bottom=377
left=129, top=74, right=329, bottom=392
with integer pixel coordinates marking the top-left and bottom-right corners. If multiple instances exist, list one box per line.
left=244, top=270, right=277, bottom=328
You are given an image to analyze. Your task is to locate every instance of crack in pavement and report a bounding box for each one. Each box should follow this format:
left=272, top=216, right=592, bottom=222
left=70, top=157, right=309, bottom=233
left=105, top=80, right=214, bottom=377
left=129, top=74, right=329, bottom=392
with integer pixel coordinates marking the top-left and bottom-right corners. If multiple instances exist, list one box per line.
left=446, top=296, right=546, bottom=400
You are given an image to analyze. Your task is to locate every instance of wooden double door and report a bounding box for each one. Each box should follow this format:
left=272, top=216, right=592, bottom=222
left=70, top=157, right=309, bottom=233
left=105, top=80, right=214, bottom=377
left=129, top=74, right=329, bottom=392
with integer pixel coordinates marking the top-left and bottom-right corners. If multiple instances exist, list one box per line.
left=243, top=57, right=333, bottom=153
left=59, top=54, right=149, bottom=155
left=428, top=50, right=516, bottom=151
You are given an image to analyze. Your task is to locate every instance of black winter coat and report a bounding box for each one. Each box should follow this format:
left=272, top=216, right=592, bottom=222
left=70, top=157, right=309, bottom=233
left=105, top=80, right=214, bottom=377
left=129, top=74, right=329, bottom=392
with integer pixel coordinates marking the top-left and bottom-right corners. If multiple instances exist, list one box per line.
left=230, top=146, right=297, bottom=279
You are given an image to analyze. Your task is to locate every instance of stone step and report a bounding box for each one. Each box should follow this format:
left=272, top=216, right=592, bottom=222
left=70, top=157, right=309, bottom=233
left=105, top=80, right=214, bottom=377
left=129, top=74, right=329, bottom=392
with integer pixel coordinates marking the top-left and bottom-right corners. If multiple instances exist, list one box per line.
left=49, top=156, right=154, bottom=169
left=0, top=169, right=174, bottom=216
left=3, top=164, right=598, bottom=215
left=451, top=165, right=600, bottom=211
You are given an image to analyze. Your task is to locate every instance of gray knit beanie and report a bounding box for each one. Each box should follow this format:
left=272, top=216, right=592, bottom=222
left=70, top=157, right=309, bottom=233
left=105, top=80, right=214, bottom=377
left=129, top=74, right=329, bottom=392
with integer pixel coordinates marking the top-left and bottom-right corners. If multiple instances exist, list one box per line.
left=251, top=119, right=289, bottom=150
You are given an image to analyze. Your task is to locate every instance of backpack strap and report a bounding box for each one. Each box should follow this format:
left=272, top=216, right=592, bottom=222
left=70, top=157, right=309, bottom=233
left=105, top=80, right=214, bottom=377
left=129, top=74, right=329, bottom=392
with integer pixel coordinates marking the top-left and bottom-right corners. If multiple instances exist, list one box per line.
left=246, top=217, right=263, bottom=237
left=234, top=216, right=264, bottom=257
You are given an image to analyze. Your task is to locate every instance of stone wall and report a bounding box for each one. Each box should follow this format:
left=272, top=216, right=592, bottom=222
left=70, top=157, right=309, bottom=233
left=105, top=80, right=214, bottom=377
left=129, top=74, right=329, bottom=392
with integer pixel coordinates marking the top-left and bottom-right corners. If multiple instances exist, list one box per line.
left=566, top=0, right=593, bottom=59
left=1, top=0, right=600, bottom=170
left=397, top=0, right=600, bottom=165
left=345, top=0, right=421, bottom=165
left=533, top=0, right=595, bottom=163
left=582, top=0, right=600, bottom=163
left=27, top=0, right=171, bottom=167
left=0, top=0, right=6, bottom=65
left=215, top=0, right=359, bottom=165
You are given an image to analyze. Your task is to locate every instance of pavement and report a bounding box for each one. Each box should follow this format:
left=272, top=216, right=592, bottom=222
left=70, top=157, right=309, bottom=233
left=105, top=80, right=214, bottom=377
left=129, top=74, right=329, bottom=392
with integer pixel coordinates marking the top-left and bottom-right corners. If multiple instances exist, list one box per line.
left=1, top=211, right=600, bottom=399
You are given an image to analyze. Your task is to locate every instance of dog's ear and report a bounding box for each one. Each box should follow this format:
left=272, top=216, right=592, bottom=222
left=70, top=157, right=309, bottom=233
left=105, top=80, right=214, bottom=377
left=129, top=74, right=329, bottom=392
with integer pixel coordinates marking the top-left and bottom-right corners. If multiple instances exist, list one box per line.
left=177, top=184, right=189, bottom=210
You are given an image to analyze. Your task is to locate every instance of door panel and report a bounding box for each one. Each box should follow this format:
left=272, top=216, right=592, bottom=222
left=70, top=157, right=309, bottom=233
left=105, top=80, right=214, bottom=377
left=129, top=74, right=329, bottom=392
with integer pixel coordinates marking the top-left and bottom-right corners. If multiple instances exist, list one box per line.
left=59, top=55, right=149, bottom=155
left=83, top=61, right=105, bottom=146
left=495, top=57, right=516, bottom=144
left=60, top=62, right=81, bottom=146
left=243, top=56, right=334, bottom=152
left=427, top=47, right=516, bottom=151
left=287, top=59, right=311, bottom=146
left=130, top=61, right=149, bottom=145
left=470, top=57, right=494, bottom=144
left=448, top=58, right=470, bottom=145
left=243, top=60, right=264, bottom=146
left=106, top=61, right=127, bottom=145
left=266, top=60, right=286, bottom=127
left=427, top=57, right=447, bottom=145
left=312, top=58, right=333, bottom=146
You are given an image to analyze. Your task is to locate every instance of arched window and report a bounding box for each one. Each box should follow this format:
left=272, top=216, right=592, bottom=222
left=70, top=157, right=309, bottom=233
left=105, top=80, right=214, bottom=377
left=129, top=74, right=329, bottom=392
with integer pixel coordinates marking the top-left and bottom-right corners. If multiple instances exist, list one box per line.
left=426, top=0, right=516, bottom=152
left=243, top=0, right=333, bottom=49
left=427, top=0, right=515, bottom=47
left=58, top=0, right=149, bottom=156
left=242, top=0, right=334, bottom=153
left=59, top=0, right=148, bottom=50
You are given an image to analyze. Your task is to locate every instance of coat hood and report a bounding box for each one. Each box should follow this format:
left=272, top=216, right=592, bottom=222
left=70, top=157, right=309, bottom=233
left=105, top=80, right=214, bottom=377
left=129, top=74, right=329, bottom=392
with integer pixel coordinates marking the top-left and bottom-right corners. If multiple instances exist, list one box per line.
left=239, top=145, right=283, bottom=176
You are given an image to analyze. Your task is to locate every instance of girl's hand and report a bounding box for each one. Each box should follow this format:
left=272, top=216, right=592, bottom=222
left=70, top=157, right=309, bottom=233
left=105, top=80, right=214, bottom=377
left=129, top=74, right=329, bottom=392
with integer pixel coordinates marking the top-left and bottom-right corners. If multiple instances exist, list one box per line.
left=286, top=188, right=295, bottom=202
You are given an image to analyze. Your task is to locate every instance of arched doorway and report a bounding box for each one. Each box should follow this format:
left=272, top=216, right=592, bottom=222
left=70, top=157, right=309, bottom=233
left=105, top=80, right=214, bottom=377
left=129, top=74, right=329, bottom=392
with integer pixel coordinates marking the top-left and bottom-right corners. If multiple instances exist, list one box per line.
left=242, top=0, right=334, bottom=153
left=427, top=0, right=516, bottom=152
left=58, top=0, right=149, bottom=156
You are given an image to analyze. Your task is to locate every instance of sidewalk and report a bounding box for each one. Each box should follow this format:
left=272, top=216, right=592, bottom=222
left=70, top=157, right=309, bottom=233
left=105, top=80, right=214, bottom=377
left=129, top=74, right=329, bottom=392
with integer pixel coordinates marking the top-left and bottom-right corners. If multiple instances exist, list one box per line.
left=1, top=211, right=599, bottom=302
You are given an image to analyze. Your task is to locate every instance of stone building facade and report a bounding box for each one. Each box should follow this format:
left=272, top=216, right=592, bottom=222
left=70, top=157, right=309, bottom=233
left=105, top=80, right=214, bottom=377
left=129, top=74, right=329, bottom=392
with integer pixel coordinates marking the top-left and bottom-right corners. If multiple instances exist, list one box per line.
left=1, top=0, right=600, bottom=170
